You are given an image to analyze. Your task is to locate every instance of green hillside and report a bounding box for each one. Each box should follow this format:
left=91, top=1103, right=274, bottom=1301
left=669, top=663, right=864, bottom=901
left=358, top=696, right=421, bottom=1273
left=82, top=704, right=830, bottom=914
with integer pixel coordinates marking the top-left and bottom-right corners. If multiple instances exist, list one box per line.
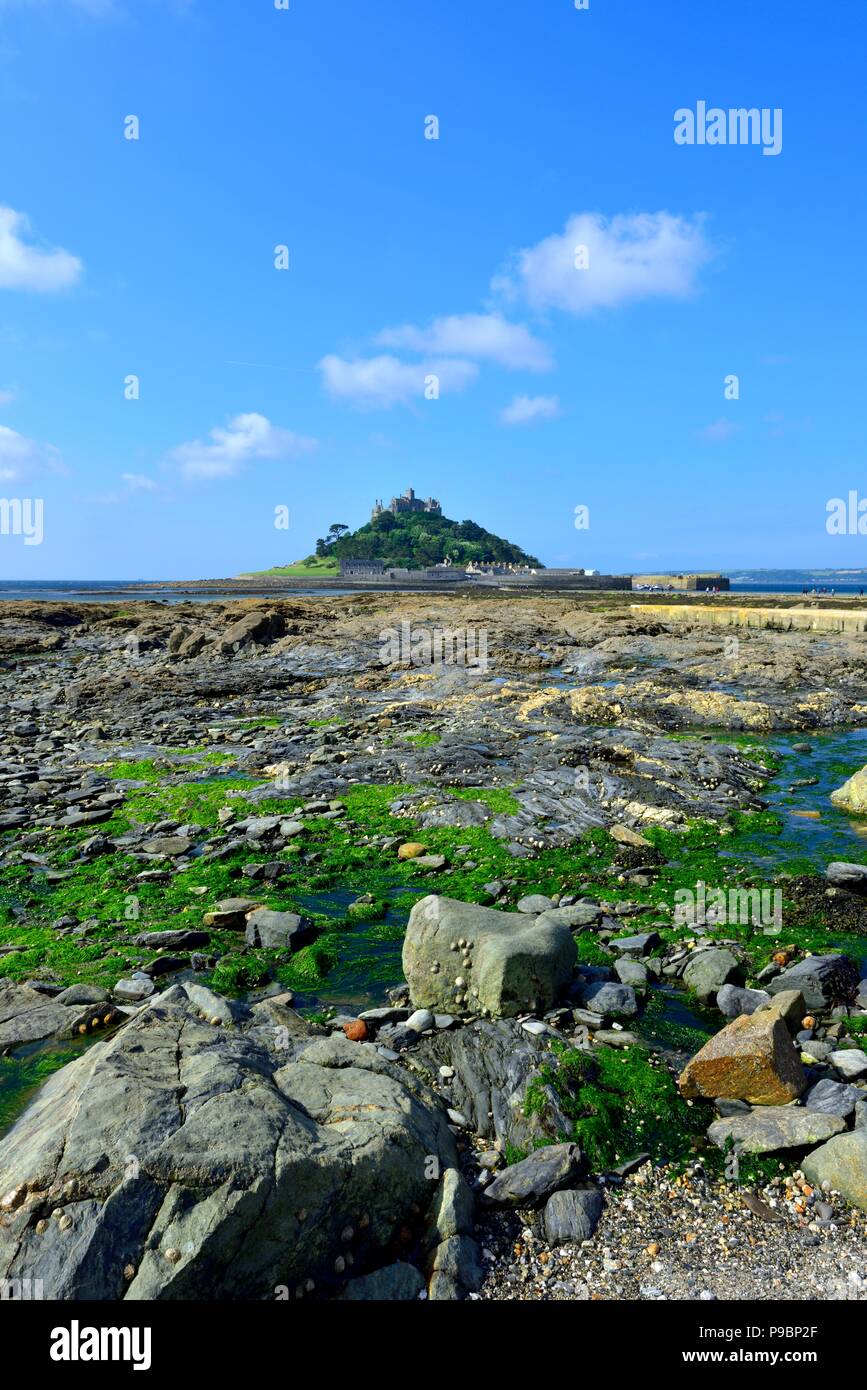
left=312, top=510, right=543, bottom=570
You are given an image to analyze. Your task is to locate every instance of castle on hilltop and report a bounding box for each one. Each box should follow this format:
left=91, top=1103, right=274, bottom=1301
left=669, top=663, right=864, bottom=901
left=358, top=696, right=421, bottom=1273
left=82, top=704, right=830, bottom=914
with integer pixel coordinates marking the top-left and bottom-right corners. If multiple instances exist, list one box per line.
left=371, top=487, right=442, bottom=521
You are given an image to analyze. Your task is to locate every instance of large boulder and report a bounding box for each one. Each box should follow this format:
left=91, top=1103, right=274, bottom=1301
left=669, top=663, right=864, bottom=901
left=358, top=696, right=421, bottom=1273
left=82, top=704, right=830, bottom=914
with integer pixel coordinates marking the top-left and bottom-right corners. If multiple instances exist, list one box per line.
left=803, top=1130, right=867, bottom=1212
left=678, top=1011, right=806, bottom=1105
left=402, top=896, right=576, bottom=1019
left=707, top=1108, right=845, bottom=1154
left=830, top=768, right=867, bottom=816
left=767, top=954, right=860, bottom=1012
left=682, top=948, right=743, bottom=1004
left=0, top=985, right=457, bottom=1300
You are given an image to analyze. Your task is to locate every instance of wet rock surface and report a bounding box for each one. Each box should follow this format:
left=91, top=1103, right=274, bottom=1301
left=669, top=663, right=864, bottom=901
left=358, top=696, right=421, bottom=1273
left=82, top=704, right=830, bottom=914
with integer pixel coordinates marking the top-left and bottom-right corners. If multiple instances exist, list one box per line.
left=1, top=593, right=867, bottom=1301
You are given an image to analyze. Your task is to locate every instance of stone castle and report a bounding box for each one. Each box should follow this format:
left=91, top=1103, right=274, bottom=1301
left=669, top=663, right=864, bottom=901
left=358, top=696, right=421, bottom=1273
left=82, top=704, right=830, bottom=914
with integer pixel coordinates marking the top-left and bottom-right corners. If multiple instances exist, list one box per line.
left=371, top=487, right=442, bottom=521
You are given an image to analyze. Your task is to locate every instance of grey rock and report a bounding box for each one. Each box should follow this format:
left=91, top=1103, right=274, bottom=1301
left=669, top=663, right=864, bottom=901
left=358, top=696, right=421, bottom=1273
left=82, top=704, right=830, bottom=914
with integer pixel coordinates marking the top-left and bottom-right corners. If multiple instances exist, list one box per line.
left=803, top=1078, right=861, bottom=1118
left=707, top=1107, right=845, bottom=1153
left=543, top=1186, right=603, bottom=1244
left=575, top=981, right=637, bottom=1017
left=427, top=1234, right=484, bottom=1300
left=402, top=895, right=576, bottom=1020
left=829, top=1048, right=867, bottom=1080
left=54, top=984, right=111, bottom=1007
left=767, top=955, right=860, bottom=1012
left=112, top=975, right=155, bottom=1003
left=0, top=986, right=458, bottom=1299
left=405, top=1009, right=434, bottom=1034
left=611, top=931, right=661, bottom=956
left=482, top=1142, right=584, bottom=1208
left=803, top=1130, right=867, bottom=1212
left=517, top=894, right=555, bottom=913
left=244, top=908, right=313, bottom=952
left=614, top=958, right=648, bottom=987
left=341, top=1261, right=425, bottom=1301
left=826, top=862, right=867, bottom=893
left=716, top=983, right=772, bottom=1018
left=682, top=948, right=743, bottom=1005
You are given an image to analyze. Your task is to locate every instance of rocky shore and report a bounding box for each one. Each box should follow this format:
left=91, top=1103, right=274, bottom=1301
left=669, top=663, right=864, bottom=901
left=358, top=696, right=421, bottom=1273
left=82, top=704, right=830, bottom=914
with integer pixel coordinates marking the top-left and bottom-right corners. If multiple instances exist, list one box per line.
left=1, top=593, right=867, bottom=1301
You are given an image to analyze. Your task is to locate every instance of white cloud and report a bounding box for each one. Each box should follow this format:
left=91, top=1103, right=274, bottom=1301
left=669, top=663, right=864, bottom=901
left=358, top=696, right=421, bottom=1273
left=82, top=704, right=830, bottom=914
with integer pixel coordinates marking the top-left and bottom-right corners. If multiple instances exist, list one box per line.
left=318, top=354, right=478, bottom=410
left=0, top=207, right=83, bottom=292
left=495, top=211, right=711, bottom=315
left=499, top=394, right=562, bottom=426
left=121, top=472, right=159, bottom=492
left=698, top=418, right=739, bottom=443
left=168, top=412, right=318, bottom=480
left=376, top=312, right=551, bottom=372
left=0, top=424, right=64, bottom=479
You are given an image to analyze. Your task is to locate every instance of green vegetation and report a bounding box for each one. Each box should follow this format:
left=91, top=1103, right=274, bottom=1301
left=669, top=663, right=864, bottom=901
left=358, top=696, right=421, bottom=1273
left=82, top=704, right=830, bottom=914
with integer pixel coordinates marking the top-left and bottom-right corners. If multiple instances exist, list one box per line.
left=318, top=509, right=543, bottom=570
left=240, top=556, right=340, bottom=578
left=524, top=1042, right=708, bottom=1170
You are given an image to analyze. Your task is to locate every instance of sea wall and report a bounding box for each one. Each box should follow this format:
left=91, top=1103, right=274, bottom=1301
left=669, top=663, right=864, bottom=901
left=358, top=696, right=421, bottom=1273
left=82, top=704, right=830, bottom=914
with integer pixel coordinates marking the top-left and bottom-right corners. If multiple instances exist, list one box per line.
left=635, top=604, right=867, bottom=635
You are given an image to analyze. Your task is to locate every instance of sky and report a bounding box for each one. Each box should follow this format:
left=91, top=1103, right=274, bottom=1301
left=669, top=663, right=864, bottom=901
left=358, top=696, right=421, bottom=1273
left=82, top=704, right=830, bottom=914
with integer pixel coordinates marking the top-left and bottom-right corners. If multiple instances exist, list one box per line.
left=0, top=0, right=865, bottom=579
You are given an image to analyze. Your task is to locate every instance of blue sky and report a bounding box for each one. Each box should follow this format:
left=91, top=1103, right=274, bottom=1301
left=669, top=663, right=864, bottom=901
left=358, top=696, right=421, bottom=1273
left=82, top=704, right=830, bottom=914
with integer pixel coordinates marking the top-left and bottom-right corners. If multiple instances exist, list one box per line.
left=0, top=0, right=864, bottom=578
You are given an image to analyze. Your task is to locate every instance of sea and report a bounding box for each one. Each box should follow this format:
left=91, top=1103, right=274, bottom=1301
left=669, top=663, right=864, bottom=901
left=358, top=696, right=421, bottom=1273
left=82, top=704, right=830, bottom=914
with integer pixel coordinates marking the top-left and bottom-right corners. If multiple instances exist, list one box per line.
left=0, top=579, right=864, bottom=603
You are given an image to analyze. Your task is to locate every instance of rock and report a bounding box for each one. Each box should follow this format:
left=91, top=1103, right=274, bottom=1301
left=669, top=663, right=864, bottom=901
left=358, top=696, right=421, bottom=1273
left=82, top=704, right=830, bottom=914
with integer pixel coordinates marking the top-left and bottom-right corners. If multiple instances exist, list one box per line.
left=426, top=1167, right=474, bottom=1248
left=543, top=1186, right=603, bottom=1244
left=612, top=931, right=660, bottom=956
left=341, top=1261, right=425, bottom=1301
left=202, top=898, right=255, bottom=930
left=244, top=908, right=313, bottom=952
left=716, top=983, right=772, bottom=1018
left=767, top=955, right=860, bottom=1012
left=0, top=986, right=458, bottom=1299
left=112, top=975, right=155, bottom=1003
left=679, top=1011, right=806, bottom=1105
left=132, top=930, right=211, bottom=951
left=516, top=894, right=555, bottom=914
left=826, top=861, right=867, bottom=893
left=756, top=989, right=807, bottom=1030
left=537, top=904, right=602, bottom=930
left=830, top=768, right=867, bottom=816
left=803, top=1078, right=861, bottom=1118
left=410, top=855, right=447, bottom=870
left=682, top=948, right=743, bottom=1005
left=398, top=842, right=427, bottom=860
left=402, top=895, right=576, bottom=1020
left=482, top=1142, right=584, bottom=1208
left=427, top=1234, right=484, bottom=1300
left=708, top=1107, right=845, bottom=1153
left=574, top=981, right=637, bottom=1017
left=829, top=1048, right=867, bottom=1080
left=614, top=958, right=648, bottom=987
left=53, top=984, right=111, bottom=1007
left=141, top=836, right=192, bottom=857
left=342, top=1020, right=369, bottom=1042
left=610, top=824, right=652, bottom=848
left=405, top=1008, right=434, bottom=1034
left=183, top=982, right=234, bottom=1026
left=803, top=1130, right=867, bottom=1212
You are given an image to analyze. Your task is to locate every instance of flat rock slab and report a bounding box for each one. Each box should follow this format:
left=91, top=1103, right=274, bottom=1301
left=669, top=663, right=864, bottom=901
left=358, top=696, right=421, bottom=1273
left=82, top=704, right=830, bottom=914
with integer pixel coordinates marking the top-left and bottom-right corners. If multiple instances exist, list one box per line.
left=803, top=1078, right=861, bottom=1118
left=708, top=1107, right=845, bottom=1153
left=679, top=1010, right=806, bottom=1105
